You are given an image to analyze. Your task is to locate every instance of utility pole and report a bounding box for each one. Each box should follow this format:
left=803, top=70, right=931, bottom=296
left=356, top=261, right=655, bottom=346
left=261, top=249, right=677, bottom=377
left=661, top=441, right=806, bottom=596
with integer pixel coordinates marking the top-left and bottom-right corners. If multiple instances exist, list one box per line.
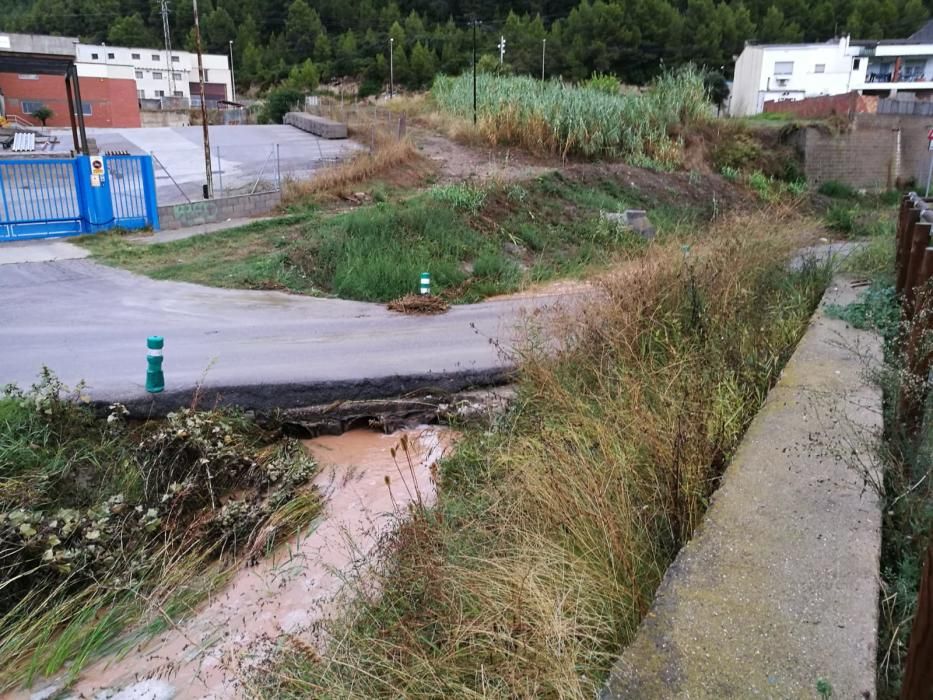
left=229, top=40, right=236, bottom=103
left=498, top=35, right=506, bottom=65
left=472, top=19, right=478, bottom=124
left=160, top=0, right=175, bottom=98
left=192, top=0, right=213, bottom=199
left=389, top=37, right=394, bottom=98
left=541, top=38, right=546, bottom=80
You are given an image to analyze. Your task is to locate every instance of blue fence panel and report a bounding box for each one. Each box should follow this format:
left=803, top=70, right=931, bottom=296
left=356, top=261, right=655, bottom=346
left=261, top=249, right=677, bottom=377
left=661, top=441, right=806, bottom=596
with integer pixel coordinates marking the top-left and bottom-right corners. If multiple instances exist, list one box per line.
left=0, top=155, right=159, bottom=242
left=0, top=159, right=83, bottom=241
left=106, top=156, right=148, bottom=229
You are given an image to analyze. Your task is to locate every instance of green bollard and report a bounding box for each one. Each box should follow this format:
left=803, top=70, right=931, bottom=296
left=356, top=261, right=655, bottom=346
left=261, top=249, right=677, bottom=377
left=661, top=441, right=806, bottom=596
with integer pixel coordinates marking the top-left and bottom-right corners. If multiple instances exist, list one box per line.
left=146, top=336, right=164, bottom=393
left=420, top=271, right=431, bottom=295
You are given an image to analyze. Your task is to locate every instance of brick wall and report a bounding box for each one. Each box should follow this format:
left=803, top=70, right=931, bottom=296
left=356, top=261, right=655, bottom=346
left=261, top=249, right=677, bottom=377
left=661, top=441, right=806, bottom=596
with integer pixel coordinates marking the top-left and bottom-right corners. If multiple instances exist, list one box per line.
left=764, top=92, right=879, bottom=119
left=157, top=190, right=282, bottom=230
left=0, top=72, right=140, bottom=128
left=798, top=113, right=933, bottom=190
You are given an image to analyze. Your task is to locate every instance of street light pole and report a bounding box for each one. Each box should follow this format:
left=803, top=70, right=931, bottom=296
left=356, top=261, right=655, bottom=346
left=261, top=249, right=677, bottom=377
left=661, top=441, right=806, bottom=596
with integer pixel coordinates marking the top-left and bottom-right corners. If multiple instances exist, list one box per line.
left=541, top=38, right=546, bottom=80
left=192, top=0, right=213, bottom=199
left=228, top=39, right=237, bottom=103
left=389, top=37, right=394, bottom=99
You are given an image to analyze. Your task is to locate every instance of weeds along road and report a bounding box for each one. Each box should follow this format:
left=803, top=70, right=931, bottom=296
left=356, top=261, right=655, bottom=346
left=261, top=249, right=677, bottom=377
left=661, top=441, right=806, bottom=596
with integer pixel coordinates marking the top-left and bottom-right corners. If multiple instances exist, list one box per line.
left=0, top=258, right=566, bottom=411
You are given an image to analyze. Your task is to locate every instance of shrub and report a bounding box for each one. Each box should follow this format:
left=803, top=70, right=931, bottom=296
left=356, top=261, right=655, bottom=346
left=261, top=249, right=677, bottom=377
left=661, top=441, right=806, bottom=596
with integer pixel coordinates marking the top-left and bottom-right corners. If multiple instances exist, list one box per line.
left=825, top=204, right=857, bottom=234
left=261, top=87, right=304, bottom=124
left=582, top=71, right=622, bottom=95
left=428, top=183, right=487, bottom=214
left=818, top=180, right=858, bottom=199
left=712, top=131, right=763, bottom=172
left=720, top=165, right=740, bottom=182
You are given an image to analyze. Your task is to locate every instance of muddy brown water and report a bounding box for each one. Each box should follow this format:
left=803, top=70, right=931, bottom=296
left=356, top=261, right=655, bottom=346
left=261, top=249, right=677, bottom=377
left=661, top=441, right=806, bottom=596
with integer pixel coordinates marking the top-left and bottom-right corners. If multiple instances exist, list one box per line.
left=23, top=427, right=454, bottom=700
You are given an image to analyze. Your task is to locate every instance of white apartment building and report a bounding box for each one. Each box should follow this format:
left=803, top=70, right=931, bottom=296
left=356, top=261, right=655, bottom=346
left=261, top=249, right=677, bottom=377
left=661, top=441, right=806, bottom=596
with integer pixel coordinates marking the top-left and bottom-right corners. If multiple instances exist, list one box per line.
left=730, top=22, right=933, bottom=116
left=74, top=43, right=233, bottom=107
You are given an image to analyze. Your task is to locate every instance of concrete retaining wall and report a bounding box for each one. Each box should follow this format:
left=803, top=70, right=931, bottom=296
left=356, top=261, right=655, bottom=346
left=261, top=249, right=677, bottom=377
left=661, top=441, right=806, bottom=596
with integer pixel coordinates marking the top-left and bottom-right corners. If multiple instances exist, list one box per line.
left=284, top=111, right=347, bottom=139
left=157, top=190, right=281, bottom=230
left=140, top=110, right=190, bottom=128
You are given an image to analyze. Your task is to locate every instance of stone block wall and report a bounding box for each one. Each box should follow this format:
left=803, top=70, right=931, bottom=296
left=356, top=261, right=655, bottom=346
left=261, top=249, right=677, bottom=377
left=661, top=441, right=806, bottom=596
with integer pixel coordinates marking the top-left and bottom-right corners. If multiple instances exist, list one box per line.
left=798, top=113, right=933, bottom=190
left=157, top=190, right=282, bottom=230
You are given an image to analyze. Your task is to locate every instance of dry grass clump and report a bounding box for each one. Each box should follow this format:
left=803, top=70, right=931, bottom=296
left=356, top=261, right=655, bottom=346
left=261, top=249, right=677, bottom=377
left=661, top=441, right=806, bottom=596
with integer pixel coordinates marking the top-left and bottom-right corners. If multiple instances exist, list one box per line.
left=387, top=293, right=450, bottom=315
left=283, top=138, right=425, bottom=203
left=251, top=211, right=829, bottom=698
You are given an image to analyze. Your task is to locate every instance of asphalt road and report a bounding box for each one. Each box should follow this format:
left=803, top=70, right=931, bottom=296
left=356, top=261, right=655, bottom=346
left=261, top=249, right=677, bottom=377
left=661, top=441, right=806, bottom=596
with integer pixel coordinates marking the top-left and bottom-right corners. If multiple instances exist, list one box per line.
left=0, top=257, right=556, bottom=411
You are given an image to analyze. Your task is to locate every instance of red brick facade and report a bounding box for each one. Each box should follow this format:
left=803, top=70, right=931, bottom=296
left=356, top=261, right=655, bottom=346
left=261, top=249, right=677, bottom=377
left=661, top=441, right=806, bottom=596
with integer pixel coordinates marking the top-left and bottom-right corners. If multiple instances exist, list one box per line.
left=763, top=91, right=879, bottom=119
left=0, top=72, right=140, bottom=128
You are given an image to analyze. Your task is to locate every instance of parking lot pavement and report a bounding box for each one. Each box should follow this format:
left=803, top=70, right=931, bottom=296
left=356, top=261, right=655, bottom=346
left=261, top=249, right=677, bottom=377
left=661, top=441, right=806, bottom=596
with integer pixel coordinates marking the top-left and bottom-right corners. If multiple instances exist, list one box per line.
left=49, top=125, right=361, bottom=204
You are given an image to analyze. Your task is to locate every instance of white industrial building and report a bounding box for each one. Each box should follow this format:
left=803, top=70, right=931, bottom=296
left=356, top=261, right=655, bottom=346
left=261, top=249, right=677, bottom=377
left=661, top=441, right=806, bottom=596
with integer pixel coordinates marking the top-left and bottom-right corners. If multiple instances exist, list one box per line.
left=74, top=43, right=233, bottom=107
left=730, top=22, right=933, bottom=116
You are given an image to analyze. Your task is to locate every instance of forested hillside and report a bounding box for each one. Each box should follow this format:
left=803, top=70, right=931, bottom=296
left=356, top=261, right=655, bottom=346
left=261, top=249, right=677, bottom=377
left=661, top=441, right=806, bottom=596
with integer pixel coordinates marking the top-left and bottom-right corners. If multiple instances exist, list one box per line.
left=2, top=0, right=930, bottom=91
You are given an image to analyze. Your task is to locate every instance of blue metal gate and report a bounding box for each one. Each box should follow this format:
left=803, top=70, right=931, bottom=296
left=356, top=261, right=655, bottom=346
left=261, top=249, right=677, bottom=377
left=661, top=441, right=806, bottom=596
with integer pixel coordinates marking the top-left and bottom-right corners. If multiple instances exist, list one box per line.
left=0, top=154, right=159, bottom=242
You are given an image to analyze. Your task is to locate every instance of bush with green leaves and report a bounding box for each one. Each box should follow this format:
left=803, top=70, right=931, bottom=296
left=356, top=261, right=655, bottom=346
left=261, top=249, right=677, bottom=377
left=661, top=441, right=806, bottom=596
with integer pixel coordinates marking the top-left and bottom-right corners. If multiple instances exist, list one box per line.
left=261, top=86, right=304, bottom=124
left=818, top=180, right=858, bottom=199
left=582, top=71, right=622, bottom=95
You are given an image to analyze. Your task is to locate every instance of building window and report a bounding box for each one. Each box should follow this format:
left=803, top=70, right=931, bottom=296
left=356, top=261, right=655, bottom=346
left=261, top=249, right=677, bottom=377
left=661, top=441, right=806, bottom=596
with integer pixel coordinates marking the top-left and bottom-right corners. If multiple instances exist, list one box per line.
left=814, top=64, right=825, bottom=73
left=17, top=74, right=38, bottom=80
left=853, top=58, right=861, bottom=69
left=172, top=71, right=182, bottom=80
left=174, top=90, right=184, bottom=97
left=107, top=52, right=115, bottom=59
left=135, top=70, right=144, bottom=79
left=152, top=71, right=162, bottom=79
left=155, top=90, right=165, bottom=97
left=172, top=56, right=180, bottom=62
left=21, top=100, right=45, bottom=115
left=81, top=101, right=92, bottom=116
left=132, top=52, right=140, bottom=59
left=151, top=53, right=160, bottom=61
left=774, top=61, right=794, bottom=75
left=138, top=89, right=145, bottom=98
left=91, top=52, right=98, bottom=60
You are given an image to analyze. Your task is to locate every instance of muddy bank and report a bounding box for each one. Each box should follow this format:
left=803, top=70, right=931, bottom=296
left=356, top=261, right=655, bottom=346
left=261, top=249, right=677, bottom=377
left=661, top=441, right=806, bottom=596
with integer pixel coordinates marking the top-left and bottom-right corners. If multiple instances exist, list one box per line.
left=26, top=427, right=454, bottom=700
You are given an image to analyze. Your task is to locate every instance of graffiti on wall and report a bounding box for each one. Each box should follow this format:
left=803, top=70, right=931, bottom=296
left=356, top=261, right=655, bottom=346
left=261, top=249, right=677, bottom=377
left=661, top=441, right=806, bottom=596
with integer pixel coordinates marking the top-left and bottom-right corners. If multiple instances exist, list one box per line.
left=172, top=201, right=218, bottom=226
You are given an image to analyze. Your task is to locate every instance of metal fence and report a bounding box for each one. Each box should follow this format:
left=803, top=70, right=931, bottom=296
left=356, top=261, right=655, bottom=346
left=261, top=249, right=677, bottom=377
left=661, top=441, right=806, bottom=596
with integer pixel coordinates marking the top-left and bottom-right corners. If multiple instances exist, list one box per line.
left=303, top=101, right=408, bottom=152
left=877, top=98, right=933, bottom=117
left=0, top=154, right=159, bottom=242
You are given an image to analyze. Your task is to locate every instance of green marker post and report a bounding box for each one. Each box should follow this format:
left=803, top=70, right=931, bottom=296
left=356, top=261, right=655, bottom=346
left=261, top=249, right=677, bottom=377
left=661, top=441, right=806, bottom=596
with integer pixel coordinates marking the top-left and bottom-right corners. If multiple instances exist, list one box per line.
left=146, top=336, right=164, bottom=393
left=420, top=272, right=431, bottom=295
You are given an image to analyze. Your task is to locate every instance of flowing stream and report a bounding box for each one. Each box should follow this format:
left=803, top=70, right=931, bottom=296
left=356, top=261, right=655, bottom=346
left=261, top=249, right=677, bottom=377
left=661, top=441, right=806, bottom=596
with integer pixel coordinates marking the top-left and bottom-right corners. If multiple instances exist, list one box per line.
left=26, top=427, right=454, bottom=700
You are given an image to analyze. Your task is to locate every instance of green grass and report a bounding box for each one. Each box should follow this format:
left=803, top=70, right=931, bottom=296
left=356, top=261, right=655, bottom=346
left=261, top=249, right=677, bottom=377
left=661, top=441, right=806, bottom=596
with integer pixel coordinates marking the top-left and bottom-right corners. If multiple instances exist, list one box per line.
left=0, top=371, right=321, bottom=692
left=431, top=66, right=708, bottom=163
left=250, top=212, right=831, bottom=698
left=81, top=172, right=709, bottom=304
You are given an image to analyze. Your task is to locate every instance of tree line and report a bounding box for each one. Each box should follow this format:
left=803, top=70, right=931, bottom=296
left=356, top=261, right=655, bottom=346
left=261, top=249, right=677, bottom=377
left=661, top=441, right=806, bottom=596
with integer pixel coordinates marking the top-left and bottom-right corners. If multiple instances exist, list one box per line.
left=3, top=0, right=931, bottom=94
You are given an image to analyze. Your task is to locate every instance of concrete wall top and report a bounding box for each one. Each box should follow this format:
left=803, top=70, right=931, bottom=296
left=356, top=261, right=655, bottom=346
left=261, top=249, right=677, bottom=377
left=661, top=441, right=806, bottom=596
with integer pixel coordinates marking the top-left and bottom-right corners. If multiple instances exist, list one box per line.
left=0, top=32, right=78, bottom=57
